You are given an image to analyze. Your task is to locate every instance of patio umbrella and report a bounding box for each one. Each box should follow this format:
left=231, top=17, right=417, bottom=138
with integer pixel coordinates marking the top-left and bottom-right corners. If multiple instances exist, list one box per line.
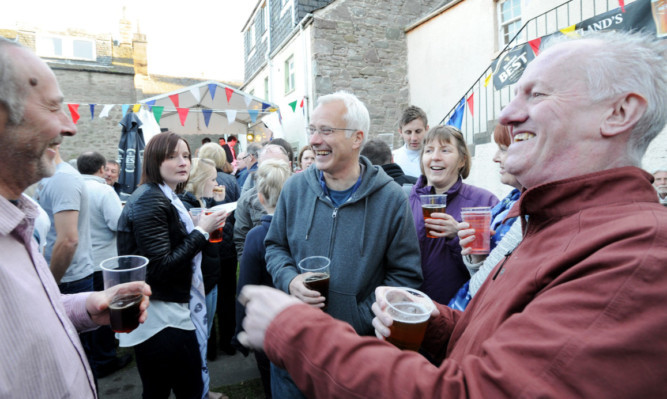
left=117, top=111, right=145, bottom=196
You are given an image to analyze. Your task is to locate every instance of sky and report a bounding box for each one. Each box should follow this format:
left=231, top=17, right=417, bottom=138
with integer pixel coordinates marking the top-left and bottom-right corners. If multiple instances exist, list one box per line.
left=1, top=0, right=257, bottom=82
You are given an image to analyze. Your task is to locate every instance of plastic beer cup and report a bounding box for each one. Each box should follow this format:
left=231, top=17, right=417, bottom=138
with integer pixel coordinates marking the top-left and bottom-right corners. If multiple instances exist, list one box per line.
left=420, top=194, right=447, bottom=238
left=100, top=255, right=148, bottom=333
left=384, top=287, right=435, bottom=351
left=298, top=256, right=331, bottom=310
left=460, top=206, right=492, bottom=255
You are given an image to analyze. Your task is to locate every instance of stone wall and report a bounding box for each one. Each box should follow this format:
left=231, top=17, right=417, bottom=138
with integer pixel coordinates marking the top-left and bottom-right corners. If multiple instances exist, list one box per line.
left=311, top=0, right=440, bottom=143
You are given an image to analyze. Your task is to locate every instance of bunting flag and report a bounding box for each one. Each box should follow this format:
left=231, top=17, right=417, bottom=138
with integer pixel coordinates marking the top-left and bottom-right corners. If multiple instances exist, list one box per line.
left=121, top=104, right=130, bottom=116
left=262, top=102, right=271, bottom=112
left=177, top=108, right=189, bottom=126
left=132, top=103, right=141, bottom=113
left=208, top=84, right=217, bottom=100
left=445, top=98, right=465, bottom=130
left=99, top=104, right=114, bottom=118
left=300, top=98, right=304, bottom=108
left=202, top=109, right=213, bottom=127
left=68, top=104, right=80, bottom=124
left=145, top=100, right=156, bottom=111
left=619, top=0, right=625, bottom=12
left=89, top=104, right=95, bottom=120
left=288, top=100, right=297, bottom=112
left=225, top=110, right=237, bottom=125
left=466, top=93, right=474, bottom=117
left=169, top=94, right=180, bottom=108
left=225, top=87, right=234, bottom=103
left=190, top=87, right=201, bottom=104
left=152, top=106, right=164, bottom=123
left=244, top=94, right=253, bottom=107
left=560, top=24, right=578, bottom=38
left=248, top=109, right=259, bottom=123
left=484, top=73, right=492, bottom=87
left=528, top=38, right=542, bottom=56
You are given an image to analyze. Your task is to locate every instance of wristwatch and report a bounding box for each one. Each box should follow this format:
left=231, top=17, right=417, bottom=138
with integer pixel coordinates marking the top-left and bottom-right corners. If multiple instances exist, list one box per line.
left=194, top=226, right=209, bottom=240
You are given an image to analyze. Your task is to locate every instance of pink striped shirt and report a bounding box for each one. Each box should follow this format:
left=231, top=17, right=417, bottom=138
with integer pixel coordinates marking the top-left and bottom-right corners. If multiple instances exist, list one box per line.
left=0, top=195, right=97, bottom=398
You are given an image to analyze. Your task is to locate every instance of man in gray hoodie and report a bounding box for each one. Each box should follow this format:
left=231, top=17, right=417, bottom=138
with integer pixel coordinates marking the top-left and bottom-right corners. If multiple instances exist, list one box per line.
left=265, top=91, right=422, bottom=398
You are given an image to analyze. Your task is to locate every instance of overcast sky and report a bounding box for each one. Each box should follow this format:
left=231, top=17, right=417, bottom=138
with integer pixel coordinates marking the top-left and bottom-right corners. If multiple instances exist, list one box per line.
left=1, top=0, right=257, bottom=82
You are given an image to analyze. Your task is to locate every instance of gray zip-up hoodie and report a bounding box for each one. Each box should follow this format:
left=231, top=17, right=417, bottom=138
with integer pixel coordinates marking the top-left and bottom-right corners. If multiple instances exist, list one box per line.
left=265, top=156, right=423, bottom=335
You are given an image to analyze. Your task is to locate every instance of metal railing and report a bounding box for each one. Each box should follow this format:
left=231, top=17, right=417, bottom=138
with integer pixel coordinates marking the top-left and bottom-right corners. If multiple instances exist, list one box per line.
left=439, top=0, right=631, bottom=144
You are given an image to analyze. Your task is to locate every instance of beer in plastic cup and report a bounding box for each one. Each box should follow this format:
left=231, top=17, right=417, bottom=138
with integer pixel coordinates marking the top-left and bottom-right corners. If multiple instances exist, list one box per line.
left=100, top=255, right=148, bottom=333
left=460, top=206, right=492, bottom=255
left=205, top=210, right=224, bottom=243
left=420, top=194, right=447, bottom=238
left=298, top=256, right=331, bottom=310
left=653, top=0, right=667, bottom=38
left=384, top=287, right=434, bottom=351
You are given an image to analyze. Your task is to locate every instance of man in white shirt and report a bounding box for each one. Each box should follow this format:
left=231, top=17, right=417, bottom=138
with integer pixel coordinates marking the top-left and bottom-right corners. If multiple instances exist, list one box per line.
left=392, top=105, right=429, bottom=178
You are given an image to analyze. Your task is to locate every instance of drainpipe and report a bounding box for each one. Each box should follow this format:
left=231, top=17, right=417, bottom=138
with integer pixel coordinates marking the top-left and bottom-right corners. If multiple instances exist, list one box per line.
left=299, top=13, right=313, bottom=129
left=266, top=0, right=273, bottom=103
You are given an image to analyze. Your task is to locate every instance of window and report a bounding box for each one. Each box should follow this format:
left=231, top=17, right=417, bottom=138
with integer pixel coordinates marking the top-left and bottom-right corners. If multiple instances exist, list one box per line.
left=264, top=77, right=269, bottom=101
left=36, top=35, right=95, bottom=61
left=498, top=0, right=522, bottom=46
left=250, top=23, right=256, bottom=49
left=264, top=4, right=269, bottom=32
left=284, top=55, right=295, bottom=94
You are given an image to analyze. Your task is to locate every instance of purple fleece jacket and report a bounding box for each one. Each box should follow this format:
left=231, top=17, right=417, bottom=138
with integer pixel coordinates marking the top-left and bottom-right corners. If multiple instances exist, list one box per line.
left=410, top=176, right=498, bottom=304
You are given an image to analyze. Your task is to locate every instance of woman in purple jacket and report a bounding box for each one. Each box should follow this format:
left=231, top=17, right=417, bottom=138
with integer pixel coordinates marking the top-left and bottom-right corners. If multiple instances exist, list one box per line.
left=409, top=126, right=498, bottom=304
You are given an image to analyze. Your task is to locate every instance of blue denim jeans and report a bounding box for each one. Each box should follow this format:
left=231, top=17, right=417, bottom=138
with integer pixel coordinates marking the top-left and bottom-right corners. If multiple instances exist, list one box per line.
left=270, top=363, right=306, bottom=399
left=205, top=285, right=218, bottom=337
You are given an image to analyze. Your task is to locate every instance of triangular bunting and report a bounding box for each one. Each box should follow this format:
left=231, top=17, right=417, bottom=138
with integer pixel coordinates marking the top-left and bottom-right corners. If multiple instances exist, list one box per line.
left=121, top=104, right=130, bottom=116
left=445, top=98, right=465, bottom=130
left=248, top=109, right=259, bottom=123
left=466, top=93, right=474, bottom=117
left=177, top=108, right=189, bottom=126
left=99, top=104, right=114, bottom=118
left=152, top=106, right=164, bottom=123
left=300, top=98, right=304, bottom=108
left=169, top=94, right=180, bottom=108
left=484, top=73, right=492, bottom=88
left=618, top=0, right=625, bottom=12
left=262, top=103, right=271, bottom=112
left=208, top=84, right=217, bottom=100
left=225, top=110, right=237, bottom=125
left=145, top=100, right=156, bottom=111
left=89, top=104, right=95, bottom=120
left=560, top=24, right=578, bottom=38
left=225, top=87, right=234, bottom=103
left=529, top=38, right=542, bottom=56
left=190, top=87, right=201, bottom=104
left=244, top=94, right=253, bottom=107
left=132, top=103, right=141, bottom=113
left=202, top=109, right=213, bottom=127
left=288, top=100, right=297, bottom=112
left=68, top=104, right=80, bottom=124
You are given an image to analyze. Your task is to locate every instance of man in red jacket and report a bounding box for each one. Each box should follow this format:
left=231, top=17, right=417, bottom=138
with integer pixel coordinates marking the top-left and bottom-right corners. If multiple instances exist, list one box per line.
left=237, top=30, right=667, bottom=398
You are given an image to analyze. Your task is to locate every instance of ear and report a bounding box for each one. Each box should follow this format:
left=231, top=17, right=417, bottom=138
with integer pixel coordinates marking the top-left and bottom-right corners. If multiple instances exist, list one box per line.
left=600, top=93, right=647, bottom=138
left=351, top=130, right=364, bottom=149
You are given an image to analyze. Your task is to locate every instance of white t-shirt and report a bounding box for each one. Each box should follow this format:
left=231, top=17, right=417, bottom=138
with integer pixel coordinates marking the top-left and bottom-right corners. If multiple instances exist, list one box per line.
left=392, top=145, right=422, bottom=178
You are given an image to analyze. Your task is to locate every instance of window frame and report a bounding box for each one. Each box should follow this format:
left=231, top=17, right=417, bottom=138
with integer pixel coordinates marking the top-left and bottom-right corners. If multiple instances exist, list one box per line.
left=284, top=55, right=295, bottom=94
left=36, top=35, right=96, bottom=61
left=497, top=0, right=522, bottom=47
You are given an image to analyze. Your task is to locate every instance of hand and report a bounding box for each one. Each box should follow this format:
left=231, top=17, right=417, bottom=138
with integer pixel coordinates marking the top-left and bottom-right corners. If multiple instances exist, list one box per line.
left=457, top=222, right=493, bottom=261
left=424, top=213, right=459, bottom=239
left=236, top=285, right=302, bottom=351
left=85, top=282, right=152, bottom=326
left=198, top=210, right=228, bottom=234
left=288, top=273, right=326, bottom=308
left=212, top=185, right=226, bottom=202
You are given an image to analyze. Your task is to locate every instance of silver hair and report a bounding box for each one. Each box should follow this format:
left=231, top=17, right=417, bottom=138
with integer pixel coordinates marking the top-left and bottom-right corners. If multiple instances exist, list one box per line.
left=543, top=30, right=667, bottom=164
left=0, top=37, right=27, bottom=126
left=316, top=91, right=370, bottom=145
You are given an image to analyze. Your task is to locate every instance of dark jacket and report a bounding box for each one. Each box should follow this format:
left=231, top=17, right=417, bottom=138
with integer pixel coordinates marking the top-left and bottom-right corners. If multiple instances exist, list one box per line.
left=381, top=163, right=417, bottom=186
left=179, top=191, right=221, bottom=294
left=216, top=170, right=239, bottom=261
left=117, top=183, right=207, bottom=303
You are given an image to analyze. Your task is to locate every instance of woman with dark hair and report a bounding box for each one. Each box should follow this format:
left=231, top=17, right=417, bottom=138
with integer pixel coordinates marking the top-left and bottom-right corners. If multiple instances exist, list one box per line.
left=297, top=145, right=315, bottom=172
left=117, top=131, right=227, bottom=398
left=409, top=125, right=498, bottom=304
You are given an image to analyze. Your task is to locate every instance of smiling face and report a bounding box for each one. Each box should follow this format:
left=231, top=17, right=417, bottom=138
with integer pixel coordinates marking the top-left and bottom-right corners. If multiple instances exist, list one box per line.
left=300, top=149, right=315, bottom=170
left=0, top=46, right=76, bottom=198
left=399, top=118, right=427, bottom=151
left=159, top=139, right=191, bottom=190
left=308, top=100, right=362, bottom=178
left=498, top=40, right=615, bottom=189
left=654, top=171, right=667, bottom=196
left=105, top=162, right=119, bottom=185
left=422, top=138, right=464, bottom=193
left=493, top=144, right=521, bottom=189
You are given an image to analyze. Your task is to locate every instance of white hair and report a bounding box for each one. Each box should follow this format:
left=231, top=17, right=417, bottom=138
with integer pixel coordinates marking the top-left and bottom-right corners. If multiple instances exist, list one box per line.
left=316, top=91, right=371, bottom=145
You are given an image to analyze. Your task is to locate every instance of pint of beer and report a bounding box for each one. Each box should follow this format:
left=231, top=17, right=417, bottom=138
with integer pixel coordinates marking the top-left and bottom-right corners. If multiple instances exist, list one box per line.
left=384, top=287, right=435, bottom=351
left=653, top=0, right=667, bottom=38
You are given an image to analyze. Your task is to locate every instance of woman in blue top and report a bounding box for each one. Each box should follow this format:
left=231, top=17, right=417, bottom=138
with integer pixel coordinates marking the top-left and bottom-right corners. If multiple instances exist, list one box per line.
left=409, top=125, right=498, bottom=305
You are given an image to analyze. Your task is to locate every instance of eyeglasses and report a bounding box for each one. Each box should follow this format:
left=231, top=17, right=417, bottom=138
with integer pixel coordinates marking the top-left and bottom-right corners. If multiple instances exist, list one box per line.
left=306, top=126, right=357, bottom=137
left=241, top=154, right=253, bottom=160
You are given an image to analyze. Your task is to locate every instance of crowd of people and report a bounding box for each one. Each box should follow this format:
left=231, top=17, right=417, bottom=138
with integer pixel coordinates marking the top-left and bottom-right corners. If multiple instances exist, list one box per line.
left=1, top=29, right=666, bottom=399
